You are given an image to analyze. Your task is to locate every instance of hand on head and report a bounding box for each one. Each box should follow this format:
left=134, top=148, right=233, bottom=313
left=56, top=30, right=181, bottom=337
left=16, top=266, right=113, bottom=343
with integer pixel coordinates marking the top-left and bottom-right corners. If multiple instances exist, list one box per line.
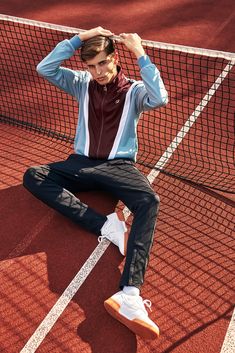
left=79, top=27, right=114, bottom=42
left=79, top=28, right=145, bottom=58
left=119, top=33, right=145, bottom=58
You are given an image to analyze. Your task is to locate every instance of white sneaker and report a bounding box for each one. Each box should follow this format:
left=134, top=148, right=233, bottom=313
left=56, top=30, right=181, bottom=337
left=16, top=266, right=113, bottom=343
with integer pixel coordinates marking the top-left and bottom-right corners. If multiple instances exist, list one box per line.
left=104, top=291, right=160, bottom=340
left=99, top=213, right=128, bottom=256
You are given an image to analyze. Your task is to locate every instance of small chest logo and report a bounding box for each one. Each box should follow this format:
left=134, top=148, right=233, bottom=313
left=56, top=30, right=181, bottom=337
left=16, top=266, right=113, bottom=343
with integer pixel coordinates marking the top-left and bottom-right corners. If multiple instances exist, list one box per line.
left=115, top=99, right=120, bottom=104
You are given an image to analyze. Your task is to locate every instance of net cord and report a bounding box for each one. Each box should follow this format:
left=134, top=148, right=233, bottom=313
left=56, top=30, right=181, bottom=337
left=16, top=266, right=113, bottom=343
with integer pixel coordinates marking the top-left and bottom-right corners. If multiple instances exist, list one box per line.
left=1, top=13, right=234, bottom=61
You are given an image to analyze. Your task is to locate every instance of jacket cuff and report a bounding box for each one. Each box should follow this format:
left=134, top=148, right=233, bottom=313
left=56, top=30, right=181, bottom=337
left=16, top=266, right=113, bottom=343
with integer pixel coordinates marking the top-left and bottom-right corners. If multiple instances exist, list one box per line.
left=69, top=35, right=83, bottom=50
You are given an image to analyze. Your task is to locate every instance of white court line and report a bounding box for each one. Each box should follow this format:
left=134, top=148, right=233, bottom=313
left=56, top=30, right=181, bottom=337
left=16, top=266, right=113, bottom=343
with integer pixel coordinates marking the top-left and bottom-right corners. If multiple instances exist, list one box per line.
left=220, top=308, right=235, bottom=353
left=20, top=62, right=234, bottom=353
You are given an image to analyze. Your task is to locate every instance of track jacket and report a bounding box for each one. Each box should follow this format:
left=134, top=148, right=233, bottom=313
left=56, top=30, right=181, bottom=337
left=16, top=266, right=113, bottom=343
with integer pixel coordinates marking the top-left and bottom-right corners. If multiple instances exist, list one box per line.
left=37, top=35, right=168, bottom=161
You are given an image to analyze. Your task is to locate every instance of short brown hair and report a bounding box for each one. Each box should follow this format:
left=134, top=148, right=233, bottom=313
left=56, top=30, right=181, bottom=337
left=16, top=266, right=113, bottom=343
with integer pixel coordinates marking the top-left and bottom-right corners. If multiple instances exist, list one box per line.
left=80, top=35, right=115, bottom=62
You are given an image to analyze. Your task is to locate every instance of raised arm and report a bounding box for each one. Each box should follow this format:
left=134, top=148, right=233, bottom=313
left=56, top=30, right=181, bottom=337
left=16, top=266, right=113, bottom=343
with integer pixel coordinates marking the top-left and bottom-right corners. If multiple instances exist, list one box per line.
left=119, top=33, right=168, bottom=111
left=36, top=27, right=114, bottom=98
left=36, top=36, right=84, bottom=98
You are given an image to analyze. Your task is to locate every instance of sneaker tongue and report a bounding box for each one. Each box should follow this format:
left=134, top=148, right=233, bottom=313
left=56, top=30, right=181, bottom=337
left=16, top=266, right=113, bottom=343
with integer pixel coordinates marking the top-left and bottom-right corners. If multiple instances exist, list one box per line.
left=126, top=295, right=148, bottom=314
left=123, top=286, right=140, bottom=296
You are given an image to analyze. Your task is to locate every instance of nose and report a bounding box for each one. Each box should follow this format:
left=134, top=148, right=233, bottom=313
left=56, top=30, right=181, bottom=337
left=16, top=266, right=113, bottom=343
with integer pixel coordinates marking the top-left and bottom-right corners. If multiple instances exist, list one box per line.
left=95, top=65, right=102, bottom=75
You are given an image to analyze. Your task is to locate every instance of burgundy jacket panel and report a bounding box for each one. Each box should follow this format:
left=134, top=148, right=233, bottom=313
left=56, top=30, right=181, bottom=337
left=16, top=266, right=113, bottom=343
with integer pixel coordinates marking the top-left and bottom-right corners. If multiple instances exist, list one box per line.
left=88, top=68, right=132, bottom=159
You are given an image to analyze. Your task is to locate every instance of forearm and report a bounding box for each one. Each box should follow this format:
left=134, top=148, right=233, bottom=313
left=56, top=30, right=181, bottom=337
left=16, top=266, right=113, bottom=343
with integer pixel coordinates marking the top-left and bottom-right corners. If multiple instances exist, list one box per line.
left=37, top=39, right=76, bottom=77
left=136, top=56, right=168, bottom=110
left=36, top=37, right=85, bottom=97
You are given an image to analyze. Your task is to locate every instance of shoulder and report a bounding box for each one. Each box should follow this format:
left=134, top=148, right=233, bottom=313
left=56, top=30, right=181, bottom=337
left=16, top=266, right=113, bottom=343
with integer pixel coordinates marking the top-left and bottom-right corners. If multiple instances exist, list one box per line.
left=128, top=78, right=144, bottom=91
left=72, top=70, right=92, bottom=84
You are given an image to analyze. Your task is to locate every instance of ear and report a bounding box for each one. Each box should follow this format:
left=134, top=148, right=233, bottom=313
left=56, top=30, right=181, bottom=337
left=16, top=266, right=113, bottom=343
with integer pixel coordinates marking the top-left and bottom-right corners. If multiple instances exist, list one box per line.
left=113, top=50, right=119, bottom=64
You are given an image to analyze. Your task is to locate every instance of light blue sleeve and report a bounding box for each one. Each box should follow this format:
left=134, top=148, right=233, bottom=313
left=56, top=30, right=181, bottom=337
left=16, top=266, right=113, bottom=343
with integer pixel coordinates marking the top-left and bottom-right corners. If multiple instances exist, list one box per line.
left=135, top=55, right=168, bottom=112
left=36, top=36, right=88, bottom=98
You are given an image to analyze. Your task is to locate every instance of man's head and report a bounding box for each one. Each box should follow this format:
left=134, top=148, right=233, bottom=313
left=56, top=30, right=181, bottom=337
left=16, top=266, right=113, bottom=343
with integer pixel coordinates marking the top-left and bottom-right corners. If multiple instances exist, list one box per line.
left=81, top=36, right=118, bottom=85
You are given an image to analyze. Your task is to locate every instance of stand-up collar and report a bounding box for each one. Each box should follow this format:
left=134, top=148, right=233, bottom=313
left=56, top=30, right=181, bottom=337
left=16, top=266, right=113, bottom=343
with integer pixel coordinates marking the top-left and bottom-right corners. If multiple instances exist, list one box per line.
left=93, top=66, right=130, bottom=91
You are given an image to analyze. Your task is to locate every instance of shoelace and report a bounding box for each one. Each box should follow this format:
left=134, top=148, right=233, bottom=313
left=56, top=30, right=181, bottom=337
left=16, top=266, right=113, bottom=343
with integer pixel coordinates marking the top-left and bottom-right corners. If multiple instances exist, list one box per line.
left=98, top=235, right=105, bottom=243
left=127, top=295, right=153, bottom=313
left=98, top=233, right=117, bottom=244
left=143, top=299, right=152, bottom=312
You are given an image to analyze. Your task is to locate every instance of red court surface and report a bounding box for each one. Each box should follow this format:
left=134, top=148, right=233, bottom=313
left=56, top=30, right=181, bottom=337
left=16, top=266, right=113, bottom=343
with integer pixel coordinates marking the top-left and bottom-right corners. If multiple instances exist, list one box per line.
left=0, top=1, right=235, bottom=353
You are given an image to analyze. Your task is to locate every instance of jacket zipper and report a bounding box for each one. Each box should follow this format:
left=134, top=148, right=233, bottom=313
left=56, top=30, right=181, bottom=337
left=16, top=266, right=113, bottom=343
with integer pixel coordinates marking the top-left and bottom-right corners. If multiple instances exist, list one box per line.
left=96, top=85, right=107, bottom=157
left=129, top=249, right=138, bottom=285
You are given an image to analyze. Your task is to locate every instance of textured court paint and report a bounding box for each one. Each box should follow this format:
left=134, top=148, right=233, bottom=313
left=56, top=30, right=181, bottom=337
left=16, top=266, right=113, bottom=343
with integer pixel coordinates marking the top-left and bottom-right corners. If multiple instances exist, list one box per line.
left=7, top=211, right=54, bottom=260
left=19, top=59, right=233, bottom=352
left=20, top=240, right=110, bottom=353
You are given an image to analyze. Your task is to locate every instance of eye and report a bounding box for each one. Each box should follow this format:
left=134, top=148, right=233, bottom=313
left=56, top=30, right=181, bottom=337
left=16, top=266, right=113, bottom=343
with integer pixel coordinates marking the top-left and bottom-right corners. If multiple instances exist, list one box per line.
left=87, top=64, right=95, bottom=69
left=99, top=60, right=108, bottom=66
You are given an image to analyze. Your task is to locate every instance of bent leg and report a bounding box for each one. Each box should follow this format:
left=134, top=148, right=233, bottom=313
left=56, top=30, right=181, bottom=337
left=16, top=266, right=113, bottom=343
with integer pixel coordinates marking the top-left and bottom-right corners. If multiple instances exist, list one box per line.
left=23, top=157, right=107, bottom=235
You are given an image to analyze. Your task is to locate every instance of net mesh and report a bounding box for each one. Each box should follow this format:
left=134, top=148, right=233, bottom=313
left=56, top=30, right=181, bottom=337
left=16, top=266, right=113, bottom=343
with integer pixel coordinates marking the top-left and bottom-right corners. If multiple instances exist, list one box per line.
left=0, top=15, right=234, bottom=193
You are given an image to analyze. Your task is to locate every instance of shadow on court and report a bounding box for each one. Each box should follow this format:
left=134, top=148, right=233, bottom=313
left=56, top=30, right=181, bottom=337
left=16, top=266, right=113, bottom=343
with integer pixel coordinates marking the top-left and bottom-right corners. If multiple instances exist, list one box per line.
left=0, top=184, right=138, bottom=352
left=0, top=175, right=234, bottom=353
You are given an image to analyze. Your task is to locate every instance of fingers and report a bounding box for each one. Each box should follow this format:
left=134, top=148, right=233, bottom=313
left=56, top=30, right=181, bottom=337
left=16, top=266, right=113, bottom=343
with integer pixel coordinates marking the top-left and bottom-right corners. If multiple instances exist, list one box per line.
left=119, top=33, right=142, bottom=44
left=118, top=33, right=145, bottom=58
left=93, top=26, right=114, bottom=37
left=79, top=27, right=114, bottom=41
left=119, top=33, right=141, bottom=38
left=119, top=33, right=130, bottom=41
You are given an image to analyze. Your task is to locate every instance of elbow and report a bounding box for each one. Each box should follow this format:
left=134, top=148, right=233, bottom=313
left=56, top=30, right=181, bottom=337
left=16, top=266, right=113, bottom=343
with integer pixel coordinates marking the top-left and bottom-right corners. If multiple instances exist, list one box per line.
left=161, top=94, right=169, bottom=107
left=36, top=62, right=58, bottom=78
left=36, top=62, right=44, bottom=76
left=152, top=94, right=168, bottom=108
left=151, top=87, right=169, bottom=108
left=158, top=89, right=169, bottom=107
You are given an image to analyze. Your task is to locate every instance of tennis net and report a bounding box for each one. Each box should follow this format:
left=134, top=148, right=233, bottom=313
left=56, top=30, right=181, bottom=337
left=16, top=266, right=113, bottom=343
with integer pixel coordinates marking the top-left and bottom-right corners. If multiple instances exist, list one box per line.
left=0, top=14, right=234, bottom=193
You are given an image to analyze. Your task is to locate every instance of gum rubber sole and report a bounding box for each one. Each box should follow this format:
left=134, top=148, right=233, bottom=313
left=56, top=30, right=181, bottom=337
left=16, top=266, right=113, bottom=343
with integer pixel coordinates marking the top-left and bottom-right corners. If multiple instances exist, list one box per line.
left=104, top=298, right=160, bottom=340
left=123, top=230, right=128, bottom=256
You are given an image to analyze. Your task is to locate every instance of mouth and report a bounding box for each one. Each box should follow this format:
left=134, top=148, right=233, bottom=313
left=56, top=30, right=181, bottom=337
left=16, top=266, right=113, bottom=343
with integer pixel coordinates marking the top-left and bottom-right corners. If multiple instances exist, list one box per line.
left=96, top=77, right=107, bottom=83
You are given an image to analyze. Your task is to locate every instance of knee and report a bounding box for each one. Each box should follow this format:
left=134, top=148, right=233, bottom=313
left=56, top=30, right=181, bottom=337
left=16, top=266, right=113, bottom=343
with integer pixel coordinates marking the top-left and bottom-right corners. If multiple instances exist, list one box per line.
left=137, top=191, right=160, bottom=213
left=145, top=192, right=160, bottom=210
left=23, top=166, right=42, bottom=190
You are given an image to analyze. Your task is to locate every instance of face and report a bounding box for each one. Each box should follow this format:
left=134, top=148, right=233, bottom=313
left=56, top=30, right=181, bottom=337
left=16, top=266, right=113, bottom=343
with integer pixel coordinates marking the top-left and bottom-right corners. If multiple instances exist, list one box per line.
left=85, top=50, right=118, bottom=85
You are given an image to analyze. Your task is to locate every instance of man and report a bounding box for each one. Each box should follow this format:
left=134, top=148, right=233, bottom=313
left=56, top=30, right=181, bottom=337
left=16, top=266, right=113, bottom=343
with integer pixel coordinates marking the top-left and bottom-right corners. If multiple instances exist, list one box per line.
left=23, top=27, right=168, bottom=340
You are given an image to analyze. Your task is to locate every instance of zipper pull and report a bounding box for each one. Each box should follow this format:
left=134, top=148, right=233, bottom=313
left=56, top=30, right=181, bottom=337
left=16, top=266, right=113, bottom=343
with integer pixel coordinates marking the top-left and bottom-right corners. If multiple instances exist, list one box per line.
left=104, top=85, right=107, bottom=92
